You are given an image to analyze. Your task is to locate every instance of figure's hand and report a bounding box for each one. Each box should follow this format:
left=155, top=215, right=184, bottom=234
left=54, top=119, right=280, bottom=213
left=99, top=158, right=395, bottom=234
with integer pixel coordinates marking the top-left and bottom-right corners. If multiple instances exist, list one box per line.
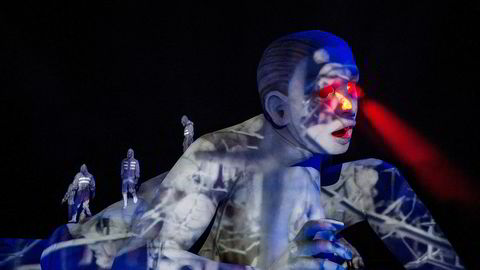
left=270, top=219, right=352, bottom=270
left=61, top=197, right=67, bottom=204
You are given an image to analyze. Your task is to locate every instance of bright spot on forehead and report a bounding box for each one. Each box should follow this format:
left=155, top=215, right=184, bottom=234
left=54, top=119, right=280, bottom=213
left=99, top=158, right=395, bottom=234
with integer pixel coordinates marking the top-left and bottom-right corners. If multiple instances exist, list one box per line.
left=313, top=49, right=330, bottom=64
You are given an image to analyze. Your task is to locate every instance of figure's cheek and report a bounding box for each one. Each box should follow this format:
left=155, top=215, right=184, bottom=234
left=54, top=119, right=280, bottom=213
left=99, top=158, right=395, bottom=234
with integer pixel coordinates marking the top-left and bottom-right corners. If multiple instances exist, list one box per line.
left=297, top=99, right=336, bottom=129
left=305, top=125, right=328, bottom=139
left=324, top=97, right=340, bottom=111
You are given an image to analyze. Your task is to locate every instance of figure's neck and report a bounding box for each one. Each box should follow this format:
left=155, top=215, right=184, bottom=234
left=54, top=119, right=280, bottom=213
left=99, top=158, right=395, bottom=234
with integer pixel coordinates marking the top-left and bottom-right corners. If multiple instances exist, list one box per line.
left=262, top=118, right=314, bottom=167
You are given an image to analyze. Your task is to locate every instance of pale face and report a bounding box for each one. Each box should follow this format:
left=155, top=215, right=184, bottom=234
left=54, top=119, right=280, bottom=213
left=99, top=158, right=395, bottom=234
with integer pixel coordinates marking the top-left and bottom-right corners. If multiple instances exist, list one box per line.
left=287, top=51, right=360, bottom=155
left=80, top=164, right=88, bottom=174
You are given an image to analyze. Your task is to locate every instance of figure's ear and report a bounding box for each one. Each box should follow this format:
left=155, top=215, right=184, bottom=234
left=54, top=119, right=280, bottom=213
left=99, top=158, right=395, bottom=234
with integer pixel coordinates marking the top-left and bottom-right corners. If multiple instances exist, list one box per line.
left=264, top=91, right=290, bottom=127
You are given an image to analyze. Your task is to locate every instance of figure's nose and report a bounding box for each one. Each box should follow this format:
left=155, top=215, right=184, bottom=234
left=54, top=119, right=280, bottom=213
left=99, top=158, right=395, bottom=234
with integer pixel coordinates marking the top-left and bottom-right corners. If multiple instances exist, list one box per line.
left=333, top=92, right=356, bottom=119
left=334, top=92, right=353, bottom=111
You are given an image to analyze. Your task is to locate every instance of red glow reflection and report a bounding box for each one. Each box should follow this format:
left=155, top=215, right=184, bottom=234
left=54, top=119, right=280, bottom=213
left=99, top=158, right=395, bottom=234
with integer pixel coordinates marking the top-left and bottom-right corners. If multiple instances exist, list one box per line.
left=361, top=99, right=476, bottom=203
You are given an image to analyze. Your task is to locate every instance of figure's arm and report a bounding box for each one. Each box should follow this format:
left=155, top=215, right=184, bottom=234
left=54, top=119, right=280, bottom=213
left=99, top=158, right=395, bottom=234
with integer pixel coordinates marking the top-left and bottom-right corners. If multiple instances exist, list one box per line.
left=133, top=137, right=347, bottom=270
left=135, top=159, right=140, bottom=181
left=89, top=176, right=96, bottom=199
left=189, top=123, right=194, bottom=137
left=72, top=174, right=80, bottom=191
left=134, top=136, right=256, bottom=270
left=61, top=184, right=72, bottom=204
left=120, top=159, right=124, bottom=178
left=365, top=162, right=464, bottom=269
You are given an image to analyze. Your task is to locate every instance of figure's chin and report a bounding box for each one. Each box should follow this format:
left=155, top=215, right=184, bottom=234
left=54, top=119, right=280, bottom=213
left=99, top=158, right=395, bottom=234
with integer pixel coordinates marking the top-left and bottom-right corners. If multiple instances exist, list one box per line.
left=303, top=127, right=351, bottom=155
left=324, top=138, right=351, bottom=155
left=325, top=144, right=350, bottom=155
left=308, top=142, right=350, bottom=155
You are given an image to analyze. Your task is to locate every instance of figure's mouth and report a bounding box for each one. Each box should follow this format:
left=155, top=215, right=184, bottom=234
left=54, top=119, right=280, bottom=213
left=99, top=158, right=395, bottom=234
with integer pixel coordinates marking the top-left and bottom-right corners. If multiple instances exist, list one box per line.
left=331, top=126, right=353, bottom=139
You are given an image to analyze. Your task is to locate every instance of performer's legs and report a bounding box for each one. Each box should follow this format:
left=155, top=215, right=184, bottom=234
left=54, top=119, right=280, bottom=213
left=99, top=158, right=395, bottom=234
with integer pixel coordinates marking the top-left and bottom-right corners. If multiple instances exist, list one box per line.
left=69, top=203, right=81, bottom=223
left=67, top=204, right=73, bottom=221
left=122, top=192, right=128, bottom=209
left=183, top=138, right=188, bottom=152
left=122, top=180, right=128, bottom=209
left=83, top=200, right=91, bottom=216
left=187, top=135, right=193, bottom=148
left=129, top=182, right=138, bottom=204
left=183, top=135, right=193, bottom=152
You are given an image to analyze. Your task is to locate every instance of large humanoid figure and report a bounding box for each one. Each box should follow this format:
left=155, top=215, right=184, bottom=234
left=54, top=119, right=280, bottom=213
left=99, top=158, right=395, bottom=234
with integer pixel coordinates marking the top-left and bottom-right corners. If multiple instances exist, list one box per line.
left=121, top=148, right=140, bottom=209
left=39, top=31, right=463, bottom=270
left=70, top=164, right=95, bottom=223
left=181, top=115, right=194, bottom=152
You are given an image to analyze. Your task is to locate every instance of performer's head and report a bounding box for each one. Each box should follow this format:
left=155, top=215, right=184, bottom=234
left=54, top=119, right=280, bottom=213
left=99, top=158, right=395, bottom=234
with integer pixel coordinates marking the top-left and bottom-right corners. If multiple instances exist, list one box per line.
left=257, top=30, right=360, bottom=155
left=80, top=164, right=88, bottom=174
left=127, top=148, right=134, bottom=159
left=181, top=115, right=189, bottom=126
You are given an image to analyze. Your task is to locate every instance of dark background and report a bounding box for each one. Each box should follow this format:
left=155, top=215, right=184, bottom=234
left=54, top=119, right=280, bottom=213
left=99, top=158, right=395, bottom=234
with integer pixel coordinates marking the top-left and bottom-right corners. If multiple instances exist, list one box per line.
left=1, top=1, right=479, bottom=268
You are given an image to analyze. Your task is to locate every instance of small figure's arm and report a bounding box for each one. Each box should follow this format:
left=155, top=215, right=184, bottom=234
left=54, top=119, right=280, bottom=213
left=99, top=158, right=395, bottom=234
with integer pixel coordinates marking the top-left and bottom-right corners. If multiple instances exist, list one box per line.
left=189, top=122, right=194, bottom=138
left=71, top=174, right=80, bottom=192
left=135, top=159, right=140, bottom=184
left=61, top=184, right=73, bottom=204
left=89, top=176, right=96, bottom=200
left=120, top=159, right=125, bottom=178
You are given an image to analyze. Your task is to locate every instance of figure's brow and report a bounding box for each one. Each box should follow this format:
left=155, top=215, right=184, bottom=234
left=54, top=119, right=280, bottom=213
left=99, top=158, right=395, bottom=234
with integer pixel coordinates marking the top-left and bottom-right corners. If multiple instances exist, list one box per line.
left=316, top=77, right=348, bottom=88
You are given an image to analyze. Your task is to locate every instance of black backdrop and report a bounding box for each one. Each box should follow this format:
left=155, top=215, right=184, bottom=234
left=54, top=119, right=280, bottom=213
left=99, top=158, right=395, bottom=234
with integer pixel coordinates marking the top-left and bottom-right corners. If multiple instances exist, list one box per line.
left=1, top=1, right=479, bottom=268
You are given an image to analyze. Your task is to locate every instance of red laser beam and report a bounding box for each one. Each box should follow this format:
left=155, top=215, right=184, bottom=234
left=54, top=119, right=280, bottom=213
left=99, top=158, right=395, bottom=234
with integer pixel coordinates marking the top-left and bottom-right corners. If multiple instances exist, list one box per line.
left=361, top=99, right=476, bottom=203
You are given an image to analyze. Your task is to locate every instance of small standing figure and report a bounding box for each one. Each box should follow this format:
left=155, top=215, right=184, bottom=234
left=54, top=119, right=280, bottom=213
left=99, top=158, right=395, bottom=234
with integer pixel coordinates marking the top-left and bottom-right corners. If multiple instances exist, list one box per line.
left=70, top=164, right=96, bottom=223
left=121, top=148, right=140, bottom=209
left=181, top=115, right=194, bottom=152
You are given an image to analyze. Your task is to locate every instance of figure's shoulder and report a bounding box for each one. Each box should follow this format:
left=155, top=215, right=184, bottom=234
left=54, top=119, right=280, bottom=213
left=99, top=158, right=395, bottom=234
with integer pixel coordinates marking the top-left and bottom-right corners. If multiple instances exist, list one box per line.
left=342, top=158, right=397, bottom=172
left=216, top=114, right=265, bottom=134
left=193, top=114, right=266, bottom=152
left=321, top=158, right=400, bottom=187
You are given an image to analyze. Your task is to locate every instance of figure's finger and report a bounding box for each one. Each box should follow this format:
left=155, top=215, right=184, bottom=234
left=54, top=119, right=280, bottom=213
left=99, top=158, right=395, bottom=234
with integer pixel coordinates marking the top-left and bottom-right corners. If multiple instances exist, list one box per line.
left=296, top=239, right=352, bottom=260
left=320, top=218, right=345, bottom=230
left=313, top=230, right=336, bottom=241
left=298, top=220, right=339, bottom=240
left=319, top=258, right=346, bottom=270
left=295, top=239, right=332, bottom=256
left=331, top=241, right=352, bottom=260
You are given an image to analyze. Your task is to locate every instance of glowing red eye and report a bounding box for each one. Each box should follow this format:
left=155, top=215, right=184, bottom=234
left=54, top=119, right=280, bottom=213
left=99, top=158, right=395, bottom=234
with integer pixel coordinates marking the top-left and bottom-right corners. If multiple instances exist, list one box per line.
left=347, top=82, right=365, bottom=98
left=356, top=85, right=365, bottom=98
left=347, top=82, right=356, bottom=95
left=317, top=85, right=334, bottom=98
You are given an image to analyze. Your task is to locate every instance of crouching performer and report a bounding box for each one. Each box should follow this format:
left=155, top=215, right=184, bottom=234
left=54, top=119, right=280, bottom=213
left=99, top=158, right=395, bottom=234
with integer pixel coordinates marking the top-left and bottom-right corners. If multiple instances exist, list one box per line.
left=38, top=31, right=464, bottom=270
